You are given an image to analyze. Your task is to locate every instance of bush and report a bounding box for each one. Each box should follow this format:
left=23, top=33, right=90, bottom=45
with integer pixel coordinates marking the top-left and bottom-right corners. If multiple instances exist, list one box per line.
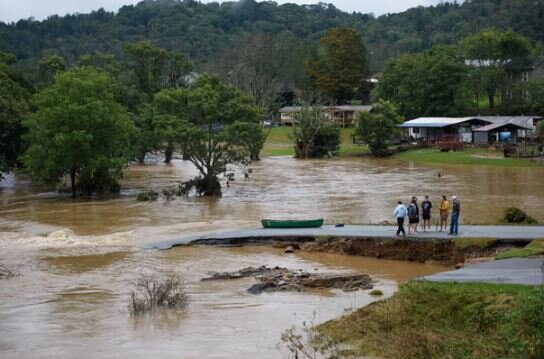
left=0, top=264, right=15, bottom=279
left=129, top=274, right=188, bottom=315
left=503, top=207, right=537, bottom=224
left=136, top=190, right=159, bottom=201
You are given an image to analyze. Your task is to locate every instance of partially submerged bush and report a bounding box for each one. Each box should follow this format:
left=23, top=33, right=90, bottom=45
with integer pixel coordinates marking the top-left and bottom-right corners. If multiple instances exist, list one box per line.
left=280, top=315, right=345, bottom=359
left=136, top=190, right=159, bottom=201
left=0, top=264, right=15, bottom=279
left=503, top=207, right=537, bottom=224
left=129, top=274, right=188, bottom=315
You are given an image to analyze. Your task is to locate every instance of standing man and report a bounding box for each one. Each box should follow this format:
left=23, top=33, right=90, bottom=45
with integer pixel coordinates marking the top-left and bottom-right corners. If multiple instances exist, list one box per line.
left=393, top=201, right=408, bottom=236
left=449, top=195, right=461, bottom=235
left=408, top=196, right=420, bottom=234
left=421, top=195, right=432, bottom=232
left=439, top=195, right=449, bottom=232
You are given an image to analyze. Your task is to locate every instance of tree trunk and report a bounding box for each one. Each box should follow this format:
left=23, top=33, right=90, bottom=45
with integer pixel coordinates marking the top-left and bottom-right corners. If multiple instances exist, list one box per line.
left=202, top=175, right=222, bottom=197
left=137, top=151, right=146, bottom=164
left=70, top=169, right=76, bottom=199
left=164, top=142, right=174, bottom=163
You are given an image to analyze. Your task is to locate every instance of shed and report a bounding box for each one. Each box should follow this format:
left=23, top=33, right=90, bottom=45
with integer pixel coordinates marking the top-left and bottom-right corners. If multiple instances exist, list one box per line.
left=473, top=122, right=532, bottom=145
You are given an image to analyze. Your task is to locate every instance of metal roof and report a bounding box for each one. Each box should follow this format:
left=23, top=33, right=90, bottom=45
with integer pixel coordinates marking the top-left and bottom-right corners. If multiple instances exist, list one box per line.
left=474, top=121, right=533, bottom=132
left=398, top=117, right=481, bottom=128
left=279, top=105, right=372, bottom=113
left=399, top=116, right=541, bottom=129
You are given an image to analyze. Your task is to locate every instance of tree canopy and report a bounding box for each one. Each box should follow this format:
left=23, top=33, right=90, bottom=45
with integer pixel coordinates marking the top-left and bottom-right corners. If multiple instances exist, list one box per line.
left=22, top=66, right=134, bottom=197
left=375, top=46, right=469, bottom=118
left=356, top=100, right=403, bottom=156
left=305, top=28, right=369, bottom=104
left=152, top=75, right=262, bottom=196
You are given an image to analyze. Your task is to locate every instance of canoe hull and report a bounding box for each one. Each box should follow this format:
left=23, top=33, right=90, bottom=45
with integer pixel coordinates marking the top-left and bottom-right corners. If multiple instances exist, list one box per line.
left=261, top=219, right=324, bottom=229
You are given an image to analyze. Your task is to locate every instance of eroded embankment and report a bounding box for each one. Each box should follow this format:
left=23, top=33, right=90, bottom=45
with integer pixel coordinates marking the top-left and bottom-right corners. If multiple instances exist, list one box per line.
left=189, top=236, right=531, bottom=265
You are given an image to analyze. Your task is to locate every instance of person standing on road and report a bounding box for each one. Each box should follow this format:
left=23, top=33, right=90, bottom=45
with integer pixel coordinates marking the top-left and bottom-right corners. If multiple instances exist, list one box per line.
left=449, top=196, right=461, bottom=235
left=439, top=195, right=449, bottom=232
left=421, top=195, right=432, bottom=232
left=408, top=197, right=419, bottom=235
left=393, top=201, right=408, bottom=236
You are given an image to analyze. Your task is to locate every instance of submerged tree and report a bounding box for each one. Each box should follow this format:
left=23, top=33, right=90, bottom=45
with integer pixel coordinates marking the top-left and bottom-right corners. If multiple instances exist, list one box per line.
left=152, top=75, right=262, bottom=196
left=356, top=100, right=403, bottom=156
left=22, top=67, right=134, bottom=197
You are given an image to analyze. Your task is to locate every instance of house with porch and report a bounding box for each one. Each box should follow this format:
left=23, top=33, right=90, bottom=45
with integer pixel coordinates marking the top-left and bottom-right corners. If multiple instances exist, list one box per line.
left=399, top=116, right=542, bottom=144
left=279, top=105, right=372, bottom=127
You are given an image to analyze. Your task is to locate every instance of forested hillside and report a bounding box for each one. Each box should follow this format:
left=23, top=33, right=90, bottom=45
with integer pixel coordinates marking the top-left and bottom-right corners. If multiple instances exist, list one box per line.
left=1, top=0, right=543, bottom=71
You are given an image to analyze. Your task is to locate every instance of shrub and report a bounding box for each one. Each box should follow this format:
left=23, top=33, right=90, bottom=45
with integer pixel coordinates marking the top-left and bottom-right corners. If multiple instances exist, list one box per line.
left=503, top=207, right=537, bottom=224
left=136, top=190, right=159, bottom=201
left=129, top=274, right=188, bottom=315
left=0, top=264, right=15, bottom=279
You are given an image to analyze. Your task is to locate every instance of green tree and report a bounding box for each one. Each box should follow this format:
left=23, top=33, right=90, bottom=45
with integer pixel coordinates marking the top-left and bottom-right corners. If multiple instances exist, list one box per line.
left=0, top=55, right=30, bottom=180
left=305, top=28, right=369, bottom=104
left=356, top=100, right=402, bottom=156
left=292, top=105, right=340, bottom=159
left=459, top=29, right=532, bottom=109
left=22, top=67, right=133, bottom=197
left=375, top=46, right=469, bottom=118
left=156, top=75, right=262, bottom=196
left=38, top=54, right=66, bottom=87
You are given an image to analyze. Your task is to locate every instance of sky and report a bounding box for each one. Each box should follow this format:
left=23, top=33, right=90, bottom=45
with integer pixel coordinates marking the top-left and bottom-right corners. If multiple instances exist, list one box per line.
left=0, top=0, right=447, bottom=23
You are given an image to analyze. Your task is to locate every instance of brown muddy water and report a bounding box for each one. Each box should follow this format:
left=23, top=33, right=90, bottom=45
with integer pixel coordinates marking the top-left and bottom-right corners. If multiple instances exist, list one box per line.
left=1, top=156, right=543, bottom=358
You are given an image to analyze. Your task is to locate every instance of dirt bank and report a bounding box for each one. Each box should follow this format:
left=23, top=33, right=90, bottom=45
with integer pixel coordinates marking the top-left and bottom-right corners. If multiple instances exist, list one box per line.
left=300, top=237, right=529, bottom=265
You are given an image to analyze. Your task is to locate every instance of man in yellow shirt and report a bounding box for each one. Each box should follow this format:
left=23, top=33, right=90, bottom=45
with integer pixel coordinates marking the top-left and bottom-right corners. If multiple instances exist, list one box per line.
left=439, top=195, right=449, bottom=232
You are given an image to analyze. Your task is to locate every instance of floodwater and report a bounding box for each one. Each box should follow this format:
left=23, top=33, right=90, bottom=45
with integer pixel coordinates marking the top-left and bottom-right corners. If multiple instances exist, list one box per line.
left=1, top=156, right=543, bottom=358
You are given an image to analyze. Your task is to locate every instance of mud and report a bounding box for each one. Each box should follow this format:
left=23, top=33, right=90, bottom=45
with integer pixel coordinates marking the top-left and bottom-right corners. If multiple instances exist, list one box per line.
left=202, top=265, right=374, bottom=294
left=299, top=237, right=528, bottom=265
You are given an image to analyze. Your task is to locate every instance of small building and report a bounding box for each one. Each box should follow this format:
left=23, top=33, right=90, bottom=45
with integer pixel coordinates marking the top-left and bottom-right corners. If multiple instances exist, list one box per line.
left=399, top=116, right=542, bottom=144
left=473, top=122, right=533, bottom=145
left=398, top=117, right=491, bottom=143
left=279, top=105, right=372, bottom=127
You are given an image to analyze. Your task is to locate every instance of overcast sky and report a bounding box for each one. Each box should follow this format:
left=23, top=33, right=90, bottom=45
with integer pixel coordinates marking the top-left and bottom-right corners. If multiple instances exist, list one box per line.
left=0, top=0, right=448, bottom=23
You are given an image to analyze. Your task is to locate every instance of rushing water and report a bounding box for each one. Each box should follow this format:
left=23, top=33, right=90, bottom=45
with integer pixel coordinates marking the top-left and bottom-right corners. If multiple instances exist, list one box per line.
left=1, top=156, right=543, bottom=358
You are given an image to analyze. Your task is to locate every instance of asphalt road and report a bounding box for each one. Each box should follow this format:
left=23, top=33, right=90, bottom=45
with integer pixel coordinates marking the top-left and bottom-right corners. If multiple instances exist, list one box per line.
left=144, top=224, right=544, bottom=250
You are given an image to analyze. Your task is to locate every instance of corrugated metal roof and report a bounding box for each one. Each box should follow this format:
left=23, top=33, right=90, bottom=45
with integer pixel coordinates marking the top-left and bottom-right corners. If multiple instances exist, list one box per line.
left=474, top=121, right=533, bottom=132
left=398, top=117, right=478, bottom=128
left=399, top=116, right=541, bottom=129
left=279, top=105, right=373, bottom=113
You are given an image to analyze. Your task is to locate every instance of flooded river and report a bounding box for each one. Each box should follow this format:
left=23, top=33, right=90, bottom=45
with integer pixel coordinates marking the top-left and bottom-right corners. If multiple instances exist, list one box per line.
left=1, top=156, right=543, bottom=358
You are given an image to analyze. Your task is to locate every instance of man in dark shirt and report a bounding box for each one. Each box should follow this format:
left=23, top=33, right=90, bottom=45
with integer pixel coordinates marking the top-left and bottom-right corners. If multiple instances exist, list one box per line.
left=421, top=195, right=432, bottom=232
left=449, top=196, right=461, bottom=235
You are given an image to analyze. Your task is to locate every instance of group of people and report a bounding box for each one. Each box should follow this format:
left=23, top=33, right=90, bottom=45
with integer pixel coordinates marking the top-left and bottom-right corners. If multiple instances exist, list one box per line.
left=393, top=195, right=461, bottom=236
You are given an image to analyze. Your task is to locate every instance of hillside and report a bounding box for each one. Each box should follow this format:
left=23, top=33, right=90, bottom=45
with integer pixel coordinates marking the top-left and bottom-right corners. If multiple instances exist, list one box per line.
left=0, top=0, right=543, bottom=71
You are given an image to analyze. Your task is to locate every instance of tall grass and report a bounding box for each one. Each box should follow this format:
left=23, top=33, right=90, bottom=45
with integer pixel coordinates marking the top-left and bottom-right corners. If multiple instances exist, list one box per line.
left=319, top=282, right=544, bottom=359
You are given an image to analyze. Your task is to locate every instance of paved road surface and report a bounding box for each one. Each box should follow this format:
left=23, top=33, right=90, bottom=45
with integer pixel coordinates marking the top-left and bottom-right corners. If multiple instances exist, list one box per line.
left=422, top=258, right=544, bottom=285
left=144, top=224, right=544, bottom=250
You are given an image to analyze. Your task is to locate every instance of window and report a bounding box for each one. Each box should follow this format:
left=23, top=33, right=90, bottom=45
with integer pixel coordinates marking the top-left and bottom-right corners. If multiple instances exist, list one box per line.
left=522, top=71, right=529, bottom=82
left=523, top=90, right=531, bottom=101
left=506, top=89, right=513, bottom=100
left=412, top=128, right=419, bottom=134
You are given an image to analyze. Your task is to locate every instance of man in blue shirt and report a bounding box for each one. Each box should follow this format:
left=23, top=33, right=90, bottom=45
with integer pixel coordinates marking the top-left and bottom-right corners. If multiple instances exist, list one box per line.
left=393, top=201, right=408, bottom=236
left=449, top=196, right=461, bottom=235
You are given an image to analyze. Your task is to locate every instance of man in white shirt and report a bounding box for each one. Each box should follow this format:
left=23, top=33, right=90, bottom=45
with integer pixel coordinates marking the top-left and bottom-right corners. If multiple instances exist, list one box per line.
left=393, top=201, right=408, bottom=236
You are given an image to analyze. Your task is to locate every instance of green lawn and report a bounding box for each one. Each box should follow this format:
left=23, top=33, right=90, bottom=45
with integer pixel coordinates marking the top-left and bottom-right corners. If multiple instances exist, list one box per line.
left=262, top=127, right=368, bottom=157
left=395, top=147, right=541, bottom=167
left=319, top=281, right=544, bottom=359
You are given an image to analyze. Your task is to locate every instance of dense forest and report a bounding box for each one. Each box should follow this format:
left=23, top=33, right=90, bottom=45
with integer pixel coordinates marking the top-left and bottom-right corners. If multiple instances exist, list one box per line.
left=1, top=0, right=543, bottom=72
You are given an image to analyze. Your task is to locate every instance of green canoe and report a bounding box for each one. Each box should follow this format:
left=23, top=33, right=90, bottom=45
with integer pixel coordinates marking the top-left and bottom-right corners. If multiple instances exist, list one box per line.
left=261, top=218, right=324, bottom=229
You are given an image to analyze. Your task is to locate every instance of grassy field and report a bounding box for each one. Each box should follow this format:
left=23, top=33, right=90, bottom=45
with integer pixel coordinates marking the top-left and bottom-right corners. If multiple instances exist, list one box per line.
left=261, top=127, right=369, bottom=157
left=319, top=281, right=544, bottom=359
left=395, top=147, right=542, bottom=167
